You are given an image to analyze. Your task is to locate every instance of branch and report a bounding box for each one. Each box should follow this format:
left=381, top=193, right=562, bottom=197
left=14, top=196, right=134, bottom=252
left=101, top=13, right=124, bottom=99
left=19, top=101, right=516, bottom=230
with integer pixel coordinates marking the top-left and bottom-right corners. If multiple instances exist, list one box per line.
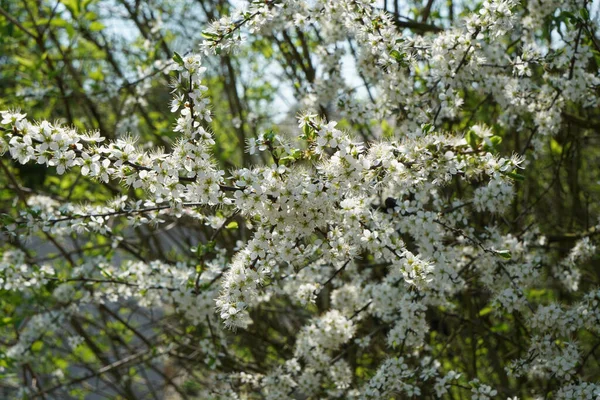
left=0, top=6, right=38, bottom=40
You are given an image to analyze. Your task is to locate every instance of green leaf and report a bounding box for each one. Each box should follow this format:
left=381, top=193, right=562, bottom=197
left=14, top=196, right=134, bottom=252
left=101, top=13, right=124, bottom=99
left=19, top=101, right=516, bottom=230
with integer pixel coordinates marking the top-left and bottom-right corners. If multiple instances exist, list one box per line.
left=505, top=171, right=525, bottom=181
left=495, top=250, right=512, bottom=260
left=172, top=52, right=184, bottom=66
left=100, top=269, right=113, bottom=278
left=63, top=0, right=80, bottom=16
left=31, top=341, right=44, bottom=352
left=466, top=129, right=479, bottom=149
left=14, top=55, right=35, bottom=68
left=478, top=306, right=493, bottom=316
left=559, top=11, right=579, bottom=24
left=527, top=288, right=548, bottom=299
left=50, top=18, right=69, bottom=28
left=302, top=123, right=312, bottom=139
left=201, top=31, right=219, bottom=40
left=66, top=24, right=75, bottom=38
left=74, top=346, right=96, bottom=363
left=422, top=123, right=433, bottom=134
left=550, top=138, right=563, bottom=156
left=263, top=129, right=275, bottom=141
left=389, top=49, right=406, bottom=63
left=89, top=68, right=104, bottom=81
left=279, top=156, right=294, bottom=165
left=381, top=120, right=394, bottom=138
left=225, top=221, right=238, bottom=229
left=560, top=11, right=576, bottom=19
left=89, top=21, right=105, bottom=31
left=490, top=136, right=502, bottom=146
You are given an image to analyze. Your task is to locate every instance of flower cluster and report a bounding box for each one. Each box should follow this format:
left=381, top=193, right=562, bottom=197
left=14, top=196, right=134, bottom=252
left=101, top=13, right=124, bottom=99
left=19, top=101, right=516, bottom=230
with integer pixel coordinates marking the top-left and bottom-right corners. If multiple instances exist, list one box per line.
left=1, top=0, right=600, bottom=398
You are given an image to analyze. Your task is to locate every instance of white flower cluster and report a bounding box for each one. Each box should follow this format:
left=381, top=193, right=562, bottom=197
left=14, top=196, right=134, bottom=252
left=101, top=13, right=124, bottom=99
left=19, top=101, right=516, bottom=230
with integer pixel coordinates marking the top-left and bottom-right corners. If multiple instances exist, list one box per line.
left=466, top=0, right=519, bottom=37
left=1, top=53, right=223, bottom=214
left=0, top=250, right=54, bottom=292
left=508, top=335, right=580, bottom=381
left=1, top=0, right=600, bottom=397
left=294, top=310, right=356, bottom=365
left=554, top=237, right=597, bottom=291
left=469, top=378, right=498, bottom=400
left=555, top=382, right=600, bottom=400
